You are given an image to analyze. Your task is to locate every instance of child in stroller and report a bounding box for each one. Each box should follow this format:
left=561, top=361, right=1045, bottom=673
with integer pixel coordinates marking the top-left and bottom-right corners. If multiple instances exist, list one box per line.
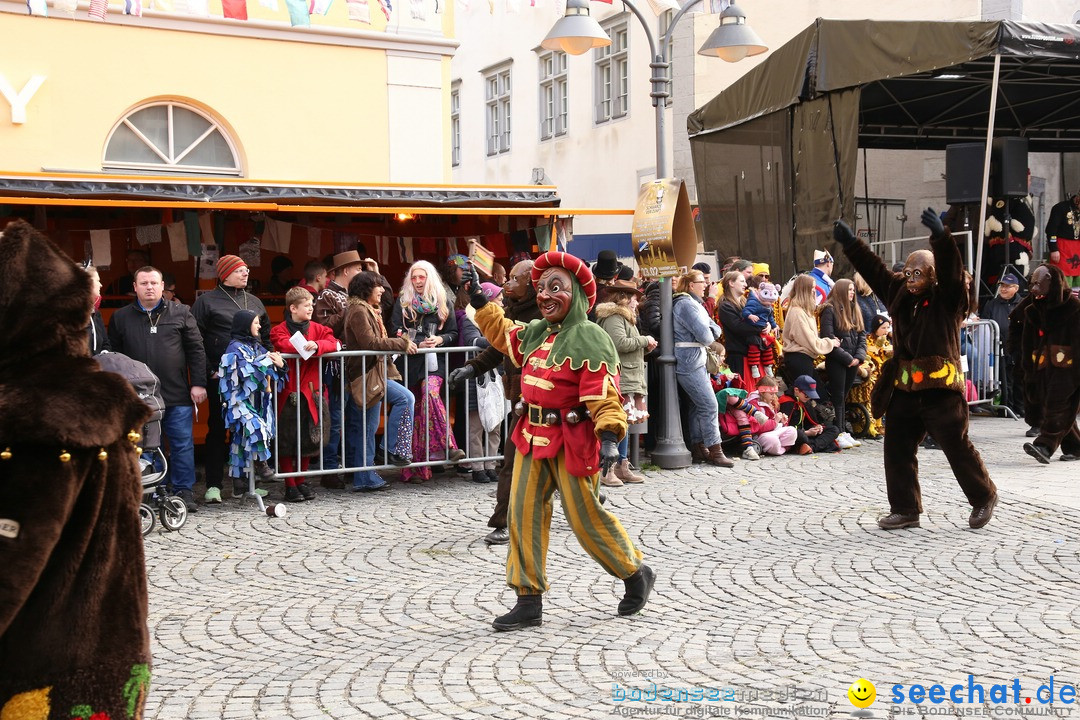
left=96, top=350, right=188, bottom=536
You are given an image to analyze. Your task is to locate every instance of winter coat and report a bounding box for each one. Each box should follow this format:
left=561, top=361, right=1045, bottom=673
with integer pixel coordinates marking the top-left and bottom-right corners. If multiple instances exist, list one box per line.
left=819, top=305, right=867, bottom=367
left=595, top=301, right=648, bottom=396
left=313, top=280, right=349, bottom=340
left=981, top=292, right=1022, bottom=346
left=343, top=297, right=409, bottom=385
left=108, top=299, right=207, bottom=406
left=717, top=298, right=761, bottom=359
left=270, top=320, right=339, bottom=424
left=638, top=280, right=663, bottom=340
left=390, top=297, right=459, bottom=388
left=466, top=291, right=542, bottom=402
left=781, top=306, right=834, bottom=358
left=191, top=285, right=270, bottom=381
left=87, top=311, right=110, bottom=355
left=673, top=292, right=720, bottom=373
left=0, top=219, right=152, bottom=720
left=458, top=314, right=493, bottom=412
left=856, top=292, right=888, bottom=331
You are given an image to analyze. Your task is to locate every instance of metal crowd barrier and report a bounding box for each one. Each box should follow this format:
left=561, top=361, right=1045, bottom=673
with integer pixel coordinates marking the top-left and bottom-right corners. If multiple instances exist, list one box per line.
left=961, top=318, right=1019, bottom=420
left=263, top=345, right=510, bottom=489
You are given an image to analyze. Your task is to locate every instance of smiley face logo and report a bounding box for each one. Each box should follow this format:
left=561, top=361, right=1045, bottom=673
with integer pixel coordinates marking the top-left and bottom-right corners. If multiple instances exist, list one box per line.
left=848, top=678, right=876, bottom=708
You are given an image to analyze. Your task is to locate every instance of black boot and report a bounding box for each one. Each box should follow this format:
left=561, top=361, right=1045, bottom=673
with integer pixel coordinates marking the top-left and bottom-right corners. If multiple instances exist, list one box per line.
left=492, top=594, right=543, bottom=631
left=618, top=564, right=656, bottom=616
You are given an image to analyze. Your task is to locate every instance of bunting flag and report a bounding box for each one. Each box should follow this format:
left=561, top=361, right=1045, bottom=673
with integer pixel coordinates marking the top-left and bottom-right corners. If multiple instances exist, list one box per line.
left=646, top=0, right=678, bottom=12
left=504, top=0, right=518, bottom=12
left=345, top=0, right=370, bottom=20
left=27, top=0, right=48, bottom=16
left=376, top=235, right=390, bottom=264
left=89, top=230, right=112, bottom=268
left=87, top=0, right=108, bottom=20
left=409, top=0, right=423, bottom=18
left=285, top=0, right=310, bottom=25
left=397, top=237, right=414, bottom=264
left=136, top=224, right=161, bottom=246
left=1057, top=238, right=1080, bottom=277
left=556, top=217, right=573, bottom=251
left=166, top=222, right=188, bottom=261
left=198, top=213, right=215, bottom=249
left=262, top=218, right=292, bottom=253
left=307, top=226, right=322, bottom=257
left=375, top=0, right=390, bottom=19
left=310, top=0, right=332, bottom=13
left=222, top=0, right=248, bottom=18
left=53, top=0, right=78, bottom=16
left=183, top=211, right=201, bottom=256
left=258, top=0, right=279, bottom=10
left=124, top=0, right=142, bottom=15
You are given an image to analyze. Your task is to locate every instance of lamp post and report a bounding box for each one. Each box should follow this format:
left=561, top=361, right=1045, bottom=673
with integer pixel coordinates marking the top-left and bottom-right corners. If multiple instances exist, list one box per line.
left=543, top=0, right=766, bottom=469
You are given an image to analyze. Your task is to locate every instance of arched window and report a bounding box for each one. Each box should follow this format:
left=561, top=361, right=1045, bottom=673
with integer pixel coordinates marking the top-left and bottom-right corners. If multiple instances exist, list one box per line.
left=104, top=101, right=241, bottom=175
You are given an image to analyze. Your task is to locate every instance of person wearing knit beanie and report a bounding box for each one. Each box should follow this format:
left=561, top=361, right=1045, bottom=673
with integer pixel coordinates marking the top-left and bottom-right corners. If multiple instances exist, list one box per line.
left=217, top=254, right=247, bottom=284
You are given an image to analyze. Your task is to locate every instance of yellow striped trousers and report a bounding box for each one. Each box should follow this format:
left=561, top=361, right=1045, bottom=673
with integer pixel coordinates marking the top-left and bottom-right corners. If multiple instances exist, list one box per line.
left=506, top=450, right=643, bottom=595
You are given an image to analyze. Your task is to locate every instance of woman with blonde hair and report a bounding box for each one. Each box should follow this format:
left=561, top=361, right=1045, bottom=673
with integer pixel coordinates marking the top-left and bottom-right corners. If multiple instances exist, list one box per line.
left=820, top=278, right=867, bottom=448
left=781, top=274, right=839, bottom=383
left=391, top=259, right=463, bottom=482
left=672, top=269, right=733, bottom=467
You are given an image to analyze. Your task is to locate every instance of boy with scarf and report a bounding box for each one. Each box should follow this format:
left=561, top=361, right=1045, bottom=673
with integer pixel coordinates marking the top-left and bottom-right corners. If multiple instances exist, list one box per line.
left=465, top=253, right=655, bottom=631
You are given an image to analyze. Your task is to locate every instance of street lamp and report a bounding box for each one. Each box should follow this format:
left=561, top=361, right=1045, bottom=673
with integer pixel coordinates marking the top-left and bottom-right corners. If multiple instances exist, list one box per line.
left=543, top=0, right=767, bottom=470
left=698, top=3, right=767, bottom=62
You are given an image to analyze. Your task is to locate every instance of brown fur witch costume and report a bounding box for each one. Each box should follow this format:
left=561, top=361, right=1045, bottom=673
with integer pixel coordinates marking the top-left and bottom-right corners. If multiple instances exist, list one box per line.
left=0, top=220, right=152, bottom=720
left=834, top=209, right=998, bottom=530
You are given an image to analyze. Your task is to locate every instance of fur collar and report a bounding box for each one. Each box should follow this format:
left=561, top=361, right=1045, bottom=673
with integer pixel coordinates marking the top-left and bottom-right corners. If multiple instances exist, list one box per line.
left=0, top=357, right=149, bottom=448
left=594, top=301, right=636, bottom=323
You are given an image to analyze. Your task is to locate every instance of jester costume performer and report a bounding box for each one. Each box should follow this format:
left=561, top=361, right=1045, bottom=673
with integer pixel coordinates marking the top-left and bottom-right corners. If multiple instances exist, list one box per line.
left=1, top=220, right=152, bottom=720
left=467, top=252, right=654, bottom=631
left=835, top=209, right=998, bottom=530
left=218, top=310, right=288, bottom=479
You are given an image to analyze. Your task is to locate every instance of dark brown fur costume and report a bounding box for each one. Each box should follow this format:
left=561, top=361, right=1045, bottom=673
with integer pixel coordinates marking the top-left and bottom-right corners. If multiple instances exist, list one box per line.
left=840, top=227, right=996, bottom=516
left=0, top=220, right=152, bottom=719
left=1020, top=264, right=1080, bottom=457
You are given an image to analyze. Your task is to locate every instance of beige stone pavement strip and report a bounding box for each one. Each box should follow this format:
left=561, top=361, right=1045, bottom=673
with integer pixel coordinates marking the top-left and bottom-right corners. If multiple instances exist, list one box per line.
left=143, top=416, right=1080, bottom=720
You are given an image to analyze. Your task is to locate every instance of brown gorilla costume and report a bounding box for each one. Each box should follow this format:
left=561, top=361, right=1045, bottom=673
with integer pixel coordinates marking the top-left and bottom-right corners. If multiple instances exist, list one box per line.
left=836, top=211, right=997, bottom=529
left=1019, top=263, right=1080, bottom=462
left=0, top=220, right=152, bottom=719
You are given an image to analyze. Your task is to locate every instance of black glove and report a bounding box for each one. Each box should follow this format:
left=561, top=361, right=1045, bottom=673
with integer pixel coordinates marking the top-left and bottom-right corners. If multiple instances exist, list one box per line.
left=833, top=219, right=857, bottom=249
left=599, top=430, right=620, bottom=475
left=448, top=365, right=475, bottom=392
left=921, top=207, right=945, bottom=237
left=465, top=265, right=487, bottom=310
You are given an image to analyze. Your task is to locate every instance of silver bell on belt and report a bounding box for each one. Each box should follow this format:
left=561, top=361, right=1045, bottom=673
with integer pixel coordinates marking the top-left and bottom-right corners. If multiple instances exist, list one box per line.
left=514, top=401, right=526, bottom=417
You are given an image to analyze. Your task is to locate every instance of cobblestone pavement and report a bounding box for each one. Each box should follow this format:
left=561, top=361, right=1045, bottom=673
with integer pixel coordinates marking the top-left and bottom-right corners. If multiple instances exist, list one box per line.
left=143, top=416, right=1080, bottom=720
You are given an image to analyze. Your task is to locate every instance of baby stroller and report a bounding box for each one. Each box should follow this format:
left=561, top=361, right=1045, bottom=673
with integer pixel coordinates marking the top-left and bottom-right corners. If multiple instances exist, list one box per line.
left=96, top=351, right=188, bottom=536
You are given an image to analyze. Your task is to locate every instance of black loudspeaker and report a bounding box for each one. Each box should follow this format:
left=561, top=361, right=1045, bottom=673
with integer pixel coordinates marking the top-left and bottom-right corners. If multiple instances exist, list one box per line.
left=992, top=137, right=1029, bottom=197
left=946, top=143, right=985, bottom=205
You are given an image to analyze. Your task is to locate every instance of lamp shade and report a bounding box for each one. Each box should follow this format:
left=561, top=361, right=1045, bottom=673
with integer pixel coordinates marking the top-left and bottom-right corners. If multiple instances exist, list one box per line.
left=697, top=3, right=767, bottom=62
left=541, top=0, right=611, bottom=55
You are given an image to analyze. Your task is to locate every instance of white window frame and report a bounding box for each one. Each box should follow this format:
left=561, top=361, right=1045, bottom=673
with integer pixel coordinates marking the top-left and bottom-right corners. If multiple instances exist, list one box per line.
left=594, top=18, right=629, bottom=124
left=538, top=49, right=568, bottom=141
left=483, top=62, right=512, bottom=156
left=103, top=101, right=241, bottom=175
left=451, top=82, right=461, bottom=167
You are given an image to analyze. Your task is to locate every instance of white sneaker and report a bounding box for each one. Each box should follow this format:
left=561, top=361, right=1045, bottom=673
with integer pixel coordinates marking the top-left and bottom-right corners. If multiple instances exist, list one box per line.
left=839, top=432, right=862, bottom=447
left=836, top=434, right=856, bottom=450
left=742, top=446, right=760, bottom=461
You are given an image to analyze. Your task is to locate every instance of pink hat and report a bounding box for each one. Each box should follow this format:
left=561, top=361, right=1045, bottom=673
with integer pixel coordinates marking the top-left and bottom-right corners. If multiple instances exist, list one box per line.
left=481, top=282, right=502, bottom=300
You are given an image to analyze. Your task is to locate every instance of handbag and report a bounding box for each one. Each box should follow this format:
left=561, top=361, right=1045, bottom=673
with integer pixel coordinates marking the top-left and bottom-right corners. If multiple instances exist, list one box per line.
left=706, top=346, right=723, bottom=375
left=349, top=362, right=386, bottom=407
left=476, top=370, right=508, bottom=432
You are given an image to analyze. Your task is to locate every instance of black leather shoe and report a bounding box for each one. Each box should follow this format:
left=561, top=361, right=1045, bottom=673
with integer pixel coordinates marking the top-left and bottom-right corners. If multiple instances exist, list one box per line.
left=968, top=494, right=998, bottom=529
left=472, top=470, right=495, bottom=484
left=297, top=483, right=316, bottom=500
left=484, top=469, right=500, bottom=483
left=1024, top=442, right=1051, bottom=464
left=492, top=594, right=542, bottom=631
left=387, top=452, right=411, bottom=467
left=1060, top=454, right=1080, bottom=462
left=284, top=485, right=305, bottom=503
left=483, top=527, right=509, bottom=545
left=618, top=564, right=656, bottom=616
left=1026, top=426, right=1041, bottom=438
left=877, top=512, right=920, bottom=530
